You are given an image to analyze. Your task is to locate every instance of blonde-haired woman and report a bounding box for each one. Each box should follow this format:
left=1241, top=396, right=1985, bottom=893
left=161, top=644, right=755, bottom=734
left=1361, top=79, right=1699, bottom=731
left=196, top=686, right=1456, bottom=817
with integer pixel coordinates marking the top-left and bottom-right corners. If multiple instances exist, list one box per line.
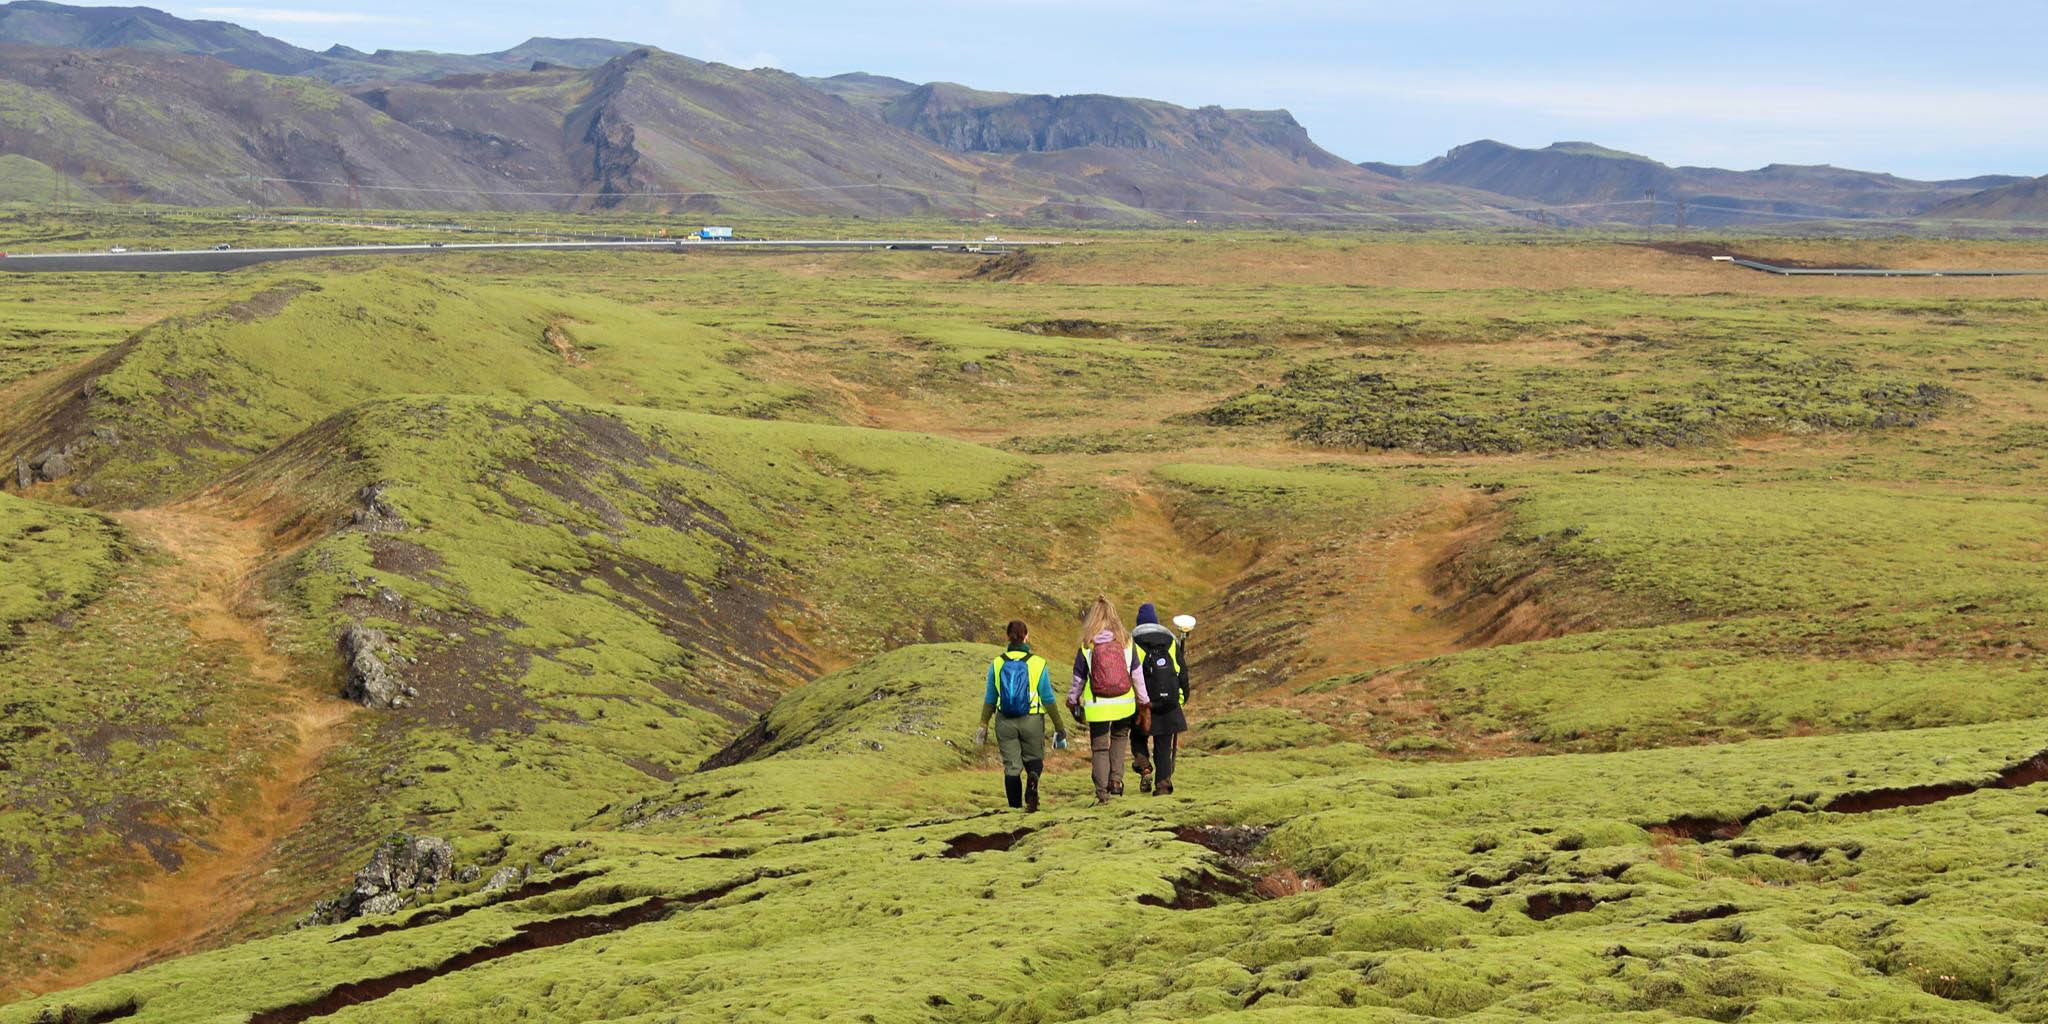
left=1066, top=597, right=1150, bottom=803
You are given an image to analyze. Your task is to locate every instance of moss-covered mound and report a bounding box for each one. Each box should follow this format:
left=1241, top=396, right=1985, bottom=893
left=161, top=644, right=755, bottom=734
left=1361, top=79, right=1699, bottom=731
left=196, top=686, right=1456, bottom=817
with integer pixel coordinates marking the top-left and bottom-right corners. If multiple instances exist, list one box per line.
left=9, top=682, right=2046, bottom=1023
left=0, top=267, right=803, bottom=505
left=1202, top=347, right=1958, bottom=453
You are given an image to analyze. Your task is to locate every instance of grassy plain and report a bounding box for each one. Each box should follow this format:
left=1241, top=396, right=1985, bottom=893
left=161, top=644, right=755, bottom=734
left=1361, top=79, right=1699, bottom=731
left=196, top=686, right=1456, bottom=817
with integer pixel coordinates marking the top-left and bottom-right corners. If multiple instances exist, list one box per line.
left=2, top=211, right=2047, bottom=1020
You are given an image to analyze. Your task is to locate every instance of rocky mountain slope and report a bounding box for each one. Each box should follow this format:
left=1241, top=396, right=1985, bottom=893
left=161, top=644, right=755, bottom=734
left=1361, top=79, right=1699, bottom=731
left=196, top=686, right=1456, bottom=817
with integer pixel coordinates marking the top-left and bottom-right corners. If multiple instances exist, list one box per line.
left=1923, top=174, right=2048, bottom=221
left=0, top=1, right=637, bottom=81
left=1368, top=139, right=2031, bottom=225
left=0, top=37, right=1504, bottom=221
left=0, top=44, right=526, bottom=207
left=0, top=1, right=2041, bottom=224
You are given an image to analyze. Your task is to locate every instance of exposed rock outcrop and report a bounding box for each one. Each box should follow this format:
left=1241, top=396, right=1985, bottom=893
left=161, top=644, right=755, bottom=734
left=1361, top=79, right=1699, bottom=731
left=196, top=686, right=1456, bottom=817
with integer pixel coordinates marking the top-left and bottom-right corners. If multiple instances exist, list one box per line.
left=304, top=834, right=456, bottom=922
left=350, top=483, right=408, bottom=532
left=340, top=624, right=414, bottom=708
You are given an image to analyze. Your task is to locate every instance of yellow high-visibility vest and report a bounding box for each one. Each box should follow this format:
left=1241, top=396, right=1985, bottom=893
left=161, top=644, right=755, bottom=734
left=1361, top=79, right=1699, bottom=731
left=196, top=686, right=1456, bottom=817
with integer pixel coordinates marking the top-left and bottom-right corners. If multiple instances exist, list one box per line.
left=990, top=653, right=1048, bottom=715
left=1079, top=642, right=1137, bottom=723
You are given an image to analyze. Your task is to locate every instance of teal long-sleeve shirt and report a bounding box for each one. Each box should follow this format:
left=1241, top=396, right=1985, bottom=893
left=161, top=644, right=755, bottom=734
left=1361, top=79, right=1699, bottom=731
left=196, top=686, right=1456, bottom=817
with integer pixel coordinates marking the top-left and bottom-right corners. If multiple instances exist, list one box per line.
left=981, top=645, right=1067, bottom=733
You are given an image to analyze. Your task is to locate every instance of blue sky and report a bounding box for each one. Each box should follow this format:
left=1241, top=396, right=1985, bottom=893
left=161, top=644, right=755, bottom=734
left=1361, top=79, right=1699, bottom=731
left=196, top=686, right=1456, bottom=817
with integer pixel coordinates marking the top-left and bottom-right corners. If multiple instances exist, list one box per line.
left=160, top=1, right=2046, bottom=179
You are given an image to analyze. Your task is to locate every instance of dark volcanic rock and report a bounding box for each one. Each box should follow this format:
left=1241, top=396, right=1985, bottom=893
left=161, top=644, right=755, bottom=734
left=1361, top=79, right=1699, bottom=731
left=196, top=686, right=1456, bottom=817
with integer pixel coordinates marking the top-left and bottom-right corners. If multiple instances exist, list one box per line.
left=340, top=624, right=413, bottom=709
left=351, top=483, right=408, bottom=532
left=305, top=833, right=456, bottom=922
left=33, top=448, right=73, bottom=481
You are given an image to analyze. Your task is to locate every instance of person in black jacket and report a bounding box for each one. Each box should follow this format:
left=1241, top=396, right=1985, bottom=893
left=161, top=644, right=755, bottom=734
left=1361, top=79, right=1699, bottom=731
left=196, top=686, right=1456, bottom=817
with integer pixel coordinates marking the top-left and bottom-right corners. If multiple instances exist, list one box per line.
left=1128, top=603, right=1189, bottom=795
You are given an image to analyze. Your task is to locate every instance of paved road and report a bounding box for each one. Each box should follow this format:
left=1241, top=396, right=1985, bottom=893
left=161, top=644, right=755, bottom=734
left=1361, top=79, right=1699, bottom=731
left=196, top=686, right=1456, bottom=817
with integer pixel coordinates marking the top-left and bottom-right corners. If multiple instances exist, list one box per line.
left=0, top=239, right=1031, bottom=273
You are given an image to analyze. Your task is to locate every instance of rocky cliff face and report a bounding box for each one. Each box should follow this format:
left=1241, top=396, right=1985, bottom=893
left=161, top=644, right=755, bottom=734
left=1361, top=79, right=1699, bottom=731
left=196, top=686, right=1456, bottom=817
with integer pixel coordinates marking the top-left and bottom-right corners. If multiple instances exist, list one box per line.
left=882, top=83, right=1336, bottom=166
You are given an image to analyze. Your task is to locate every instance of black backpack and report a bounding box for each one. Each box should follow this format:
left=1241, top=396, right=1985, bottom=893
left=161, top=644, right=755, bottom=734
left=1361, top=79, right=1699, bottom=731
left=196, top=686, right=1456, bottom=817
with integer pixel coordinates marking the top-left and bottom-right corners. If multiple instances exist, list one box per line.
left=1134, top=632, right=1183, bottom=711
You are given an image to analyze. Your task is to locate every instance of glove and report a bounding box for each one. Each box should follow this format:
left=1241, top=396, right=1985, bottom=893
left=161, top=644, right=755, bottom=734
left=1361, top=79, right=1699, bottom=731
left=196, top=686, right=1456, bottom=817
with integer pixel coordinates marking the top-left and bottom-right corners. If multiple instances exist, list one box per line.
left=975, top=727, right=988, bottom=748
left=1053, top=731, right=1069, bottom=750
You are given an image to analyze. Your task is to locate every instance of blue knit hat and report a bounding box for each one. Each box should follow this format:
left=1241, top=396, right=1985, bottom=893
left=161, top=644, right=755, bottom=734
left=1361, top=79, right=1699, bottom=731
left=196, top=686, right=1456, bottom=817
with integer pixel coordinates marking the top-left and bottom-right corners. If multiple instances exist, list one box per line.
left=1137, top=603, right=1159, bottom=626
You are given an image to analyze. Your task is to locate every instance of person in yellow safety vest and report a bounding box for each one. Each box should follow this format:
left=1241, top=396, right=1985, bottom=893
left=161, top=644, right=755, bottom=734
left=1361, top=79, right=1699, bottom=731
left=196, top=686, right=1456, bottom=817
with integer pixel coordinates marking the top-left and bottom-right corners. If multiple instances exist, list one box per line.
left=1065, top=596, right=1151, bottom=803
left=1128, top=603, right=1190, bottom=796
left=976, top=620, right=1069, bottom=811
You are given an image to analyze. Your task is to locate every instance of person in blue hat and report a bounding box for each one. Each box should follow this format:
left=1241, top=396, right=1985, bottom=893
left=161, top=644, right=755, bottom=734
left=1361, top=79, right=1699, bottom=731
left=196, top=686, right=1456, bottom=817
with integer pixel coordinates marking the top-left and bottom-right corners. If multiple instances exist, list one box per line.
left=1128, top=603, right=1190, bottom=795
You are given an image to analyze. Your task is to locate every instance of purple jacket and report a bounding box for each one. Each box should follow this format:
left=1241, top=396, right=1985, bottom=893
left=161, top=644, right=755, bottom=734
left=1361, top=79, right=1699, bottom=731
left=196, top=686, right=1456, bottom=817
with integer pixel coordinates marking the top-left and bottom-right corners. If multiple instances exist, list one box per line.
left=1068, top=629, right=1149, bottom=705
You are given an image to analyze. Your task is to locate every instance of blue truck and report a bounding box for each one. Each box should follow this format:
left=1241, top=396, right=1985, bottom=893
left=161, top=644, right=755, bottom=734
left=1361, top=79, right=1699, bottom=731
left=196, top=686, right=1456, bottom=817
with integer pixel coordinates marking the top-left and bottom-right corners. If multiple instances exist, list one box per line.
left=698, top=226, right=734, bottom=240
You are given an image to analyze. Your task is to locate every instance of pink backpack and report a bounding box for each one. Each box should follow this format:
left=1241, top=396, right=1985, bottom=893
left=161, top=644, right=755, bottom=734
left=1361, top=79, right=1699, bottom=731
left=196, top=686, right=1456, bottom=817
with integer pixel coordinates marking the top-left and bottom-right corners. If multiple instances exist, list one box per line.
left=1088, top=642, right=1132, bottom=698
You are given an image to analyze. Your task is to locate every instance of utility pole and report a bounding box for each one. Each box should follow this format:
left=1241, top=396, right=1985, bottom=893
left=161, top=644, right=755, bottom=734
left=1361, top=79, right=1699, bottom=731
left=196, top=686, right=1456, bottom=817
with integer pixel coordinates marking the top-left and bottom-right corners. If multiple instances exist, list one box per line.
left=1644, top=189, right=1656, bottom=242
left=1674, top=196, right=1687, bottom=238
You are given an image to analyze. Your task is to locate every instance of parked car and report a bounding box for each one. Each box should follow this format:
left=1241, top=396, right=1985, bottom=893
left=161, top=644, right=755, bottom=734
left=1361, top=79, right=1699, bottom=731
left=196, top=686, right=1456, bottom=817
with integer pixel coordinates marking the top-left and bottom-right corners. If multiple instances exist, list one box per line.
left=213, top=243, right=232, bottom=250
left=108, top=246, right=128, bottom=253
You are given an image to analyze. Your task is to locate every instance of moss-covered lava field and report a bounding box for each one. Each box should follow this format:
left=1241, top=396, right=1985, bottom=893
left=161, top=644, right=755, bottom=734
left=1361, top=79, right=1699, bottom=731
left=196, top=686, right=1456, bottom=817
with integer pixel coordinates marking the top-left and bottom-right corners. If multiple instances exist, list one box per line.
left=3, top=214, right=2047, bottom=1022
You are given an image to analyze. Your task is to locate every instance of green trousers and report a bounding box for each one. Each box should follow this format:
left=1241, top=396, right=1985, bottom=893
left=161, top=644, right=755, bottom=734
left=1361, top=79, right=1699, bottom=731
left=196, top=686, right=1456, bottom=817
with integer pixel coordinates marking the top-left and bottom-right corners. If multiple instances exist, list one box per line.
left=994, top=713, right=1047, bottom=777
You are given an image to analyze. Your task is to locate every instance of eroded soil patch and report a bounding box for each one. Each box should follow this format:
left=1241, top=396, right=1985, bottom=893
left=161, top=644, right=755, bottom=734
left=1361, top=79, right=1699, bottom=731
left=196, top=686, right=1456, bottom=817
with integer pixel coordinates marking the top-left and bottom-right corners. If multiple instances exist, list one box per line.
left=1653, top=746, right=2048, bottom=841
left=1153, top=824, right=1324, bottom=906
left=249, top=896, right=676, bottom=1024
left=1525, top=889, right=1631, bottom=921
left=941, top=828, right=1036, bottom=859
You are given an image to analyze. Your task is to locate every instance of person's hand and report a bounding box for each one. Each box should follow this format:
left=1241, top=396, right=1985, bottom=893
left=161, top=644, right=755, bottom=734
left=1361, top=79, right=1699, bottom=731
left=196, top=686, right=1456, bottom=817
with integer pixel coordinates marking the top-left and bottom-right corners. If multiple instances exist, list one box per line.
left=1053, top=731, right=1069, bottom=750
left=975, top=727, right=988, bottom=748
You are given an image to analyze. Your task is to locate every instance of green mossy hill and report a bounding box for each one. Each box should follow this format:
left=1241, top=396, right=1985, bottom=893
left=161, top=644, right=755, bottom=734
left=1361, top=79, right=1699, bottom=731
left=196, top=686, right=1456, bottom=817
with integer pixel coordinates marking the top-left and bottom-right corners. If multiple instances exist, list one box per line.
left=714, top=642, right=993, bottom=768
left=626, top=643, right=996, bottom=836
left=1499, top=472, right=2048, bottom=618
left=0, top=492, right=120, bottom=637
left=1280, top=468, right=2048, bottom=753
left=0, top=266, right=802, bottom=505
left=1155, top=462, right=1411, bottom=536
left=10, top=709, right=2046, bottom=1023
left=217, top=396, right=1033, bottom=839
left=1202, top=347, right=1958, bottom=453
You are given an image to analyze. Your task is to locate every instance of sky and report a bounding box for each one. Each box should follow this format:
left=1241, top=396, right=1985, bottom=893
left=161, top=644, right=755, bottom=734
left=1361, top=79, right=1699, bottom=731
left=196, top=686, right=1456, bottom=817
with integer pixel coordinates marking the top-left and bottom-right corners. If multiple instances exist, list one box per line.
left=139, top=1, right=2048, bottom=179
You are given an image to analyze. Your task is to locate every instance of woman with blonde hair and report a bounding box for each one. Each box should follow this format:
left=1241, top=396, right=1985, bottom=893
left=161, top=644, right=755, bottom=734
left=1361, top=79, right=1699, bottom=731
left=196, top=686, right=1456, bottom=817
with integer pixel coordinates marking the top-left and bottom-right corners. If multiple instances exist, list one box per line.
left=1065, top=596, right=1150, bottom=803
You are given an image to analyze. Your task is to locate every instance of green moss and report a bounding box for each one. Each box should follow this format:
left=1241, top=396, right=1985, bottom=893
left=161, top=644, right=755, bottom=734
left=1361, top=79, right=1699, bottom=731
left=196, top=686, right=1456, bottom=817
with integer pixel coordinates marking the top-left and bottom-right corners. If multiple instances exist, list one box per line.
left=1203, top=347, right=1958, bottom=453
left=0, top=493, right=120, bottom=634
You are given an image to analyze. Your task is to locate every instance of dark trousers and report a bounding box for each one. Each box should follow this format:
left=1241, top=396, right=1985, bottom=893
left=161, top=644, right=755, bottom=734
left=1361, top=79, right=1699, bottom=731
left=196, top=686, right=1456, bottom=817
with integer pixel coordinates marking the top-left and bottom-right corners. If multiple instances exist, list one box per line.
left=1132, top=728, right=1180, bottom=783
left=1151, top=731, right=1178, bottom=783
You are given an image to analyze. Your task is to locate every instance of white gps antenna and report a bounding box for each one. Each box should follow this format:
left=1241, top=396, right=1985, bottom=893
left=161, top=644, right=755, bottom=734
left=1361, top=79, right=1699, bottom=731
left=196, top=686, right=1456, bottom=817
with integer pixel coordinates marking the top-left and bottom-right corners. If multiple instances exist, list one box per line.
left=1172, top=614, right=1197, bottom=634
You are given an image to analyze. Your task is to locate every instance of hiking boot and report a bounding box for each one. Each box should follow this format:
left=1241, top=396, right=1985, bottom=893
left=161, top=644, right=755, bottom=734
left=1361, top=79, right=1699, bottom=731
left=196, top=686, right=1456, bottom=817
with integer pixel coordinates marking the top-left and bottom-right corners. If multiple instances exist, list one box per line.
left=1138, top=770, right=1153, bottom=794
left=1158, top=780, right=1174, bottom=796
left=1025, top=775, right=1040, bottom=813
left=1004, top=775, right=1024, bottom=809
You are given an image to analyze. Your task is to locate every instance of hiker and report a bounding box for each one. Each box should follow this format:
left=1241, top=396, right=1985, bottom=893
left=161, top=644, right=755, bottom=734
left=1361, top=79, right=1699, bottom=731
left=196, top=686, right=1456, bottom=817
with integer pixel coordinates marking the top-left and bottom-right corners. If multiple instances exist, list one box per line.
left=1066, top=597, right=1150, bottom=803
left=976, top=620, right=1069, bottom=811
left=1129, top=603, right=1189, bottom=796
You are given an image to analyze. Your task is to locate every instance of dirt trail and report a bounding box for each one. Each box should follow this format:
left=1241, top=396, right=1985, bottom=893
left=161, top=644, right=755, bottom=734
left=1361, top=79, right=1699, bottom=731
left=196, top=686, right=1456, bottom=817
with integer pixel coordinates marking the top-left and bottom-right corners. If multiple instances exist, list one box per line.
left=1303, top=491, right=1502, bottom=673
left=1192, top=488, right=1564, bottom=752
left=21, top=501, right=352, bottom=996
left=1094, top=481, right=1260, bottom=617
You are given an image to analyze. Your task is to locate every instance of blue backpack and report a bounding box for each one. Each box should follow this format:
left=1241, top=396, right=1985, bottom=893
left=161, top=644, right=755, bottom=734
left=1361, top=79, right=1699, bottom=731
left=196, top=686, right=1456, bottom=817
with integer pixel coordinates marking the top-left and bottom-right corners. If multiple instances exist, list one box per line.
left=995, top=657, right=1037, bottom=717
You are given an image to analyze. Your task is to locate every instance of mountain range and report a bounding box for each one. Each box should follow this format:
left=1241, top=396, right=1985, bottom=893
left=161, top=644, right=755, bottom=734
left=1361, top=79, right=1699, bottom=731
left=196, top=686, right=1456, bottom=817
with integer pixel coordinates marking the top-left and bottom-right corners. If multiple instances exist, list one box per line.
left=0, top=1, right=2042, bottom=225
